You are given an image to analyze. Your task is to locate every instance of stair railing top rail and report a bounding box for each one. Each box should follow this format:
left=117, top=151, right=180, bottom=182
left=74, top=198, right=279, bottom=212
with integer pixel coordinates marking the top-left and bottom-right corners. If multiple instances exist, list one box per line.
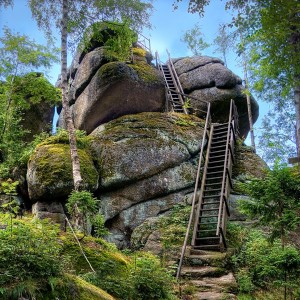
left=136, top=32, right=151, bottom=54
left=176, top=101, right=211, bottom=281
left=216, top=99, right=237, bottom=239
left=166, top=49, right=185, bottom=95
left=155, top=51, right=210, bottom=118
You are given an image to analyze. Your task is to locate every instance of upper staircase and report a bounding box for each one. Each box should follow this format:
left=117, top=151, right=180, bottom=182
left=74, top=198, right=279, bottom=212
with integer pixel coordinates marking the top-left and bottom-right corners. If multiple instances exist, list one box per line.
left=156, top=50, right=188, bottom=114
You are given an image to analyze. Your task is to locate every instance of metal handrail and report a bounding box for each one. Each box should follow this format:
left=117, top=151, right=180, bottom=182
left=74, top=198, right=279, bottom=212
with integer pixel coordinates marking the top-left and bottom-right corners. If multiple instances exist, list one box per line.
left=216, top=100, right=237, bottom=242
left=137, top=32, right=151, bottom=53
left=166, top=49, right=184, bottom=95
left=155, top=51, right=209, bottom=115
left=176, top=102, right=211, bottom=280
left=191, top=124, right=214, bottom=246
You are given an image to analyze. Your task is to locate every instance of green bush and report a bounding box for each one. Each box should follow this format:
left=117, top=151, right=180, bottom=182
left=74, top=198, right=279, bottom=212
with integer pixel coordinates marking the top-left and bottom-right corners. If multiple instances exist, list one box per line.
left=0, top=216, right=64, bottom=298
left=82, top=252, right=176, bottom=300
left=66, top=190, right=108, bottom=237
left=130, top=252, right=176, bottom=300
left=231, top=229, right=300, bottom=297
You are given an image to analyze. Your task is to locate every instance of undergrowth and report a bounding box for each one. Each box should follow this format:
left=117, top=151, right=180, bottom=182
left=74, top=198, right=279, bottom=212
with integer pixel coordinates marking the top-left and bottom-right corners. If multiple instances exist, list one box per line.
left=0, top=213, right=177, bottom=299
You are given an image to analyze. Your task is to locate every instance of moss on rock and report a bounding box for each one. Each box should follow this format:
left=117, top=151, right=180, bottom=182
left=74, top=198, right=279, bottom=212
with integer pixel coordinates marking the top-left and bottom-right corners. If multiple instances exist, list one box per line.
left=27, top=143, right=99, bottom=201
left=91, top=112, right=205, bottom=188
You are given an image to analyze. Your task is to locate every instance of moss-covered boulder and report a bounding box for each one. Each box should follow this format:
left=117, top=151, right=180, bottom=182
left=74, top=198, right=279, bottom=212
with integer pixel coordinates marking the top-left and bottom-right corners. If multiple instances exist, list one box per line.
left=59, top=35, right=165, bottom=135
left=229, top=142, right=268, bottom=221
left=27, top=143, right=99, bottom=202
left=233, top=143, right=268, bottom=180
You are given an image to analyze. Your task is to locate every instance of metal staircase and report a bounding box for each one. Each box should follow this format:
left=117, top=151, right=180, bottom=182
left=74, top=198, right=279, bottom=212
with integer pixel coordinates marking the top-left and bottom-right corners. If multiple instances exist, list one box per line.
left=156, top=50, right=188, bottom=114
left=154, top=50, right=238, bottom=278
left=177, top=99, right=238, bottom=279
left=192, top=116, right=237, bottom=250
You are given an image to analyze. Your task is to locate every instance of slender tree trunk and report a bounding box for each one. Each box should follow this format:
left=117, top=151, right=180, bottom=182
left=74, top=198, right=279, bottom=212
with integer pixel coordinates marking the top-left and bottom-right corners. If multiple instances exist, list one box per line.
left=61, top=0, right=83, bottom=191
left=294, top=84, right=300, bottom=170
left=239, top=30, right=256, bottom=152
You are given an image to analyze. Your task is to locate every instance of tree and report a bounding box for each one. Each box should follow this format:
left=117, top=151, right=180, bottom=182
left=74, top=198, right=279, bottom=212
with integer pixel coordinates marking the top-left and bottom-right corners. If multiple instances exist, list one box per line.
left=0, top=28, right=59, bottom=173
left=213, top=24, right=233, bottom=66
left=239, top=164, right=300, bottom=249
left=175, top=0, right=300, bottom=162
left=181, top=23, right=210, bottom=55
left=28, top=0, right=153, bottom=191
left=0, top=0, right=13, bottom=8
left=239, top=164, right=300, bottom=300
left=258, top=99, right=296, bottom=165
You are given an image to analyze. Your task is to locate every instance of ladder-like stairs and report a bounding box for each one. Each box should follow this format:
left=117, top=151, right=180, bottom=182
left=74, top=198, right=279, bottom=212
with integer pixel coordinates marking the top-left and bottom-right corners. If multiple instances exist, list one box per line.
left=193, top=122, right=233, bottom=251
left=160, top=64, right=187, bottom=113
left=156, top=51, right=188, bottom=114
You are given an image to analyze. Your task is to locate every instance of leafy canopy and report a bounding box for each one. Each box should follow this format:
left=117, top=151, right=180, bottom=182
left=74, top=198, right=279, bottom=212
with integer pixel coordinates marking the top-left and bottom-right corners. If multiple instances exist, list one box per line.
left=0, top=27, right=59, bottom=79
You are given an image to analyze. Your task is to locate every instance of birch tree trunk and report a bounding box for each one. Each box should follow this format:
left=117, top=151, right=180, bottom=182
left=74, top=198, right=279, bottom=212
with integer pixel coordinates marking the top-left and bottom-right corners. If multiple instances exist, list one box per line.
left=61, top=0, right=83, bottom=191
left=294, top=84, right=300, bottom=168
left=239, top=30, right=256, bottom=152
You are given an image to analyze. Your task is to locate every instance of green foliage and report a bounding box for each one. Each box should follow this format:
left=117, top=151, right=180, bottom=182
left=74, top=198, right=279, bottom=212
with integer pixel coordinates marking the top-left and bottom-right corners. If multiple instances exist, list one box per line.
left=181, top=23, right=210, bottom=55
left=231, top=229, right=300, bottom=297
left=66, top=190, right=99, bottom=235
left=0, top=28, right=59, bottom=174
left=0, top=27, right=59, bottom=80
left=104, top=22, right=138, bottom=61
left=83, top=252, right=176, bottom=300
left=159, top=204, right=191, bottom=250
left=257, top=97, right=296, bottom=165
left=0, top=217, right=64, bottom=297
left=0, top=178, right=18, bottom=195
left=12, top=72, right=61, bottom=106
left=29, top=0, right=153, bottom=47
left=40, top=128, right=92, bottom=149
left=182, top=97, right=191, bottom=109
left=92, top=214, right=109, bottom=238
left=129, top=252, right=176, bottom=300
left=238, top=164, right=300, bottom=246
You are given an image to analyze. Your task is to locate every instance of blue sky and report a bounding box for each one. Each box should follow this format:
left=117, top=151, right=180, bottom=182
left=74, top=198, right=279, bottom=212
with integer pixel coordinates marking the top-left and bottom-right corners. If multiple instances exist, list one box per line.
left=0, top=0, right=269, bottom=146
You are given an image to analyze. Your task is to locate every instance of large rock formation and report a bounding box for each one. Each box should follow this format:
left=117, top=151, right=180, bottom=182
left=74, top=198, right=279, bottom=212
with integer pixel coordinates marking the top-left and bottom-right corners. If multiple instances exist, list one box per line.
left=26, top=34, right=263, bottom=249
left=27, top=112, right=204, bottom=247
left=58, top=39, right=165, bottom=134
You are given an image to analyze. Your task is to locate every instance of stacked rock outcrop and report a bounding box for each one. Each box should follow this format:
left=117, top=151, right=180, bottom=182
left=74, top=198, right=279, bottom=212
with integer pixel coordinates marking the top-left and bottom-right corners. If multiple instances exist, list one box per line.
left=25, top=30, right=264, bottom=247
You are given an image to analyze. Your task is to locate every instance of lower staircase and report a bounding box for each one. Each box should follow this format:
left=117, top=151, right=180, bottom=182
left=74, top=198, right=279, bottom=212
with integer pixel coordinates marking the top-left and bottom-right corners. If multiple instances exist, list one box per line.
left=176, top=100, right=238, bottom=299
left=192, top=122, right=235, bottom=251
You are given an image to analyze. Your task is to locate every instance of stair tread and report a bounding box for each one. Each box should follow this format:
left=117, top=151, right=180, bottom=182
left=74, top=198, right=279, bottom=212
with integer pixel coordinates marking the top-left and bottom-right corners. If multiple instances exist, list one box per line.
left=196, top=236, right=220, bottom=240
left=201, top=208, right=219, bottom=211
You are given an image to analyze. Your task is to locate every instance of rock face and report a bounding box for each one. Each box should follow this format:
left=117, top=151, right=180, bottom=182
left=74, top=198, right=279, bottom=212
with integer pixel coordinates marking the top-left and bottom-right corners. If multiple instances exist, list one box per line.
left=91, top=112, right=204, bottom=247
left=59, top=45, right=165, bottom=134
left=27, top=112, right=205, bottom=247
left=172, top=56, right=259, bottom=138
left=27, top=42, right=263, bottom=248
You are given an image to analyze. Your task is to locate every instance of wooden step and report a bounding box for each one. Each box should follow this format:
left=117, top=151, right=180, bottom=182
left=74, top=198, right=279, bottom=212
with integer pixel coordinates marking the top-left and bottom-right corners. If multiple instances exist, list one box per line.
left=199, top=215, right=219, bottom=218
